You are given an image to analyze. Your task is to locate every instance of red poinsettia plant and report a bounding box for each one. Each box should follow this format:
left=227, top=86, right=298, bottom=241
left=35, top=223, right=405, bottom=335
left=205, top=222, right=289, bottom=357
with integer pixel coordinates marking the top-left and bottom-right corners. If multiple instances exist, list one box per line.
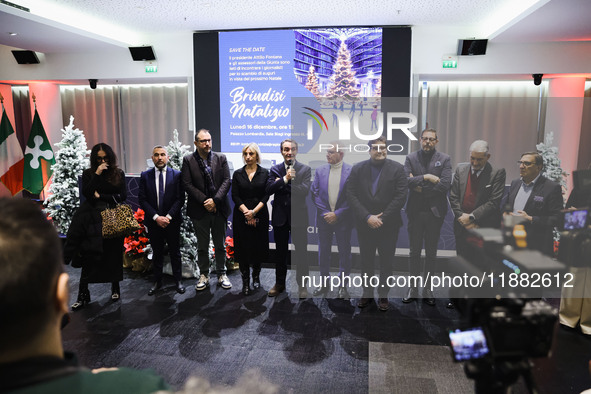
left=124, top=208, right=150, bottom=257
left=225, top=236, right=234, bottom=260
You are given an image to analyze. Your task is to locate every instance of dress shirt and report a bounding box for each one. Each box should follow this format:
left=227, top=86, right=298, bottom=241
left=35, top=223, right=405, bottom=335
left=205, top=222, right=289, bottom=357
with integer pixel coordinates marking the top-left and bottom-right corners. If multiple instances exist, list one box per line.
left=328, top=161, right=343, bottom=211
left=513, top=173, right=542, bottom=213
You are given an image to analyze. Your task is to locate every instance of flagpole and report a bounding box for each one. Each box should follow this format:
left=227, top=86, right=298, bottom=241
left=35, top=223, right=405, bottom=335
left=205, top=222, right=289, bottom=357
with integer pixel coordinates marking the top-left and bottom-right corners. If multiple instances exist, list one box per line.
left=31, top=92, right=44, bottom=201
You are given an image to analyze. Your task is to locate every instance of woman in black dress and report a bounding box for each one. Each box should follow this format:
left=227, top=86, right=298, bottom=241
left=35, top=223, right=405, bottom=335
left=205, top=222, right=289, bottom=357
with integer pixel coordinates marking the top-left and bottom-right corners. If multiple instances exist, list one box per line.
left=64, top=143, right=127, bottom=310
left=231, top=143, right=270, bottom=295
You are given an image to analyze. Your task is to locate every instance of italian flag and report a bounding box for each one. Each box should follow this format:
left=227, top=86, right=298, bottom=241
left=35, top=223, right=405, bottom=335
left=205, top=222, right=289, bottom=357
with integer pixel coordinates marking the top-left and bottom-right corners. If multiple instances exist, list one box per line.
left=0, top=107, right=24, bottom=195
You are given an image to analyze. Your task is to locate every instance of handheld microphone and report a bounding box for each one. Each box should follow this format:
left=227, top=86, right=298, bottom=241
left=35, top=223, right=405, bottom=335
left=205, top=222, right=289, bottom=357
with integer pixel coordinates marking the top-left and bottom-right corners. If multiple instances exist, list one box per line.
left=286, top=159, right=294, bottom=180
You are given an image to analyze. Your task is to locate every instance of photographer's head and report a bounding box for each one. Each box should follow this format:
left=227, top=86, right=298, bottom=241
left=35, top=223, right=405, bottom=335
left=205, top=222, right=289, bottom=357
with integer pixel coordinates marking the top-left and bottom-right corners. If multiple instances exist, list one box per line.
left=0, top=198, right=69, bottom=363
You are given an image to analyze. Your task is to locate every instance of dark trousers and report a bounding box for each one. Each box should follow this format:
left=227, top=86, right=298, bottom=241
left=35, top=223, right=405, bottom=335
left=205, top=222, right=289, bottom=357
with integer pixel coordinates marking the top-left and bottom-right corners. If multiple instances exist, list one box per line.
left=317, top=219, right=352, bottom=277
left=192, top=213, right=227, bottom=277
left=453, top=222, right=470, bottom=259
left=357, top=225, right=400, bottom=298
left=148, top=223, right=182, bottom=284
left=274, top=224, right=309, bottom=287
left=408, top=212, right=444, bottom=284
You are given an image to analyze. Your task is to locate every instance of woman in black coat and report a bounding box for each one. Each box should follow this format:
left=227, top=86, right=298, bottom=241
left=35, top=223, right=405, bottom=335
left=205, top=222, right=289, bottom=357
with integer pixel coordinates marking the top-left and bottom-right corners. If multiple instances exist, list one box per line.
left=64, top=143, right=127, bottom=310
left=231, top=143, right=270, bottom=295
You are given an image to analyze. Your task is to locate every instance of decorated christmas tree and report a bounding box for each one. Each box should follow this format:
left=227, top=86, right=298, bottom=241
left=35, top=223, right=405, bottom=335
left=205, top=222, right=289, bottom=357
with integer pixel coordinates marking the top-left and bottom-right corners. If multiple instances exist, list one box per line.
left=536, top=131, right=568, bottom=190
left=305, top=65, right=322, bottom=97
left=44, top=116, right=89, bottom=234
left=166, top=129, right=199, bottom=277
left=326, top=41, right=360, bottom=99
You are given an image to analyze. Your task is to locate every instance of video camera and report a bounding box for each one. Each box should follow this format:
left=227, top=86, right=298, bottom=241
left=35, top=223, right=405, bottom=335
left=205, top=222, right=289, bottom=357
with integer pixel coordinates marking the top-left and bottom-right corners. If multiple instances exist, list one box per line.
left=558, top=207, right=591, bottom=266
left=447, top=216, right=568, bottom=393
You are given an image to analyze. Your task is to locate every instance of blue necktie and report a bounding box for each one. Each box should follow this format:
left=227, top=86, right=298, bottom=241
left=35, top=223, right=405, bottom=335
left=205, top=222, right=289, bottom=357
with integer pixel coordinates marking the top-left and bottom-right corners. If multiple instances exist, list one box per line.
left=158, top=169, right=164, bottom=212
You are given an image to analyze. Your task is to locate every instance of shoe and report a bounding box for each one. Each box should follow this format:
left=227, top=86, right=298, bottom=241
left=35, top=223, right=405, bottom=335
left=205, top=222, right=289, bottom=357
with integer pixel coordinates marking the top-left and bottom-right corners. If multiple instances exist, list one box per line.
left=299, top=287, right=309, bottom=299
left=402, top=287, right=418, bottom=303
left=268, top=284, right=285, bottom=297
left=446, top=301, right=455, bottom=309
left=71, top=291, right=90, bottom=311
left=378, top=298, right=389, bottom=311
left=357, top=297, right=372, bottom=308
left=176, top=282, right=186, bottom=294
left=422, top=288, right=435, bottom=306
left=312, top=286, right=328, bottom=296
left=148, top=282, right=162, bottom=296
left=337, top=286, right=350, bottom=300
left=218, top=274, right=232, bottom=289
left=252, top=275, right=261, bottom=290
left=242, top=277, right=252, bottom=296
left=111, top=283, right=120, bottom=302
left=195, top=274, right=209, bottom=291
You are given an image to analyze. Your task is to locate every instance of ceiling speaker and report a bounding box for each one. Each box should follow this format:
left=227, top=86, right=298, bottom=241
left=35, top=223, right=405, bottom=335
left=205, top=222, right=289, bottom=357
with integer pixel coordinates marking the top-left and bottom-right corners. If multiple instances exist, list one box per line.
left=128, top=46, right=156, bottom=61
left=457, top=39, right=488, bottom=56
left=11, top=50, right=40, bottom=64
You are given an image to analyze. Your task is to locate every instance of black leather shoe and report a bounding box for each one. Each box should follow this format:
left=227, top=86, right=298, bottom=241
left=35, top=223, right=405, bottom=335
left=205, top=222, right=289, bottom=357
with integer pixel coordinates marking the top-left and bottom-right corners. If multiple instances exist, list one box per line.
left=312, top=286, right=328, bottom=296
left=148, top=282, right=162, bottom=296
left=357, top=297, right=372, bottom=308
left=252, top=276, right=260, bottom=290
left=402, top=287, right=418, bottom=303
left=71, top=291, right=90, bottom=311
left=176, top=283, right=186, bottom=294
left=422, top=288, right=435, bottom=306
left=378, top=298, right=389, bottom=311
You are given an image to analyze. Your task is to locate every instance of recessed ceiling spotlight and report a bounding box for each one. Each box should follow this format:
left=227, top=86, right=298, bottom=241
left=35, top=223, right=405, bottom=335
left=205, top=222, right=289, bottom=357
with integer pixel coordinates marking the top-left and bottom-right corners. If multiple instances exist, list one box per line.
left=8, top=32, right=17, bottom=36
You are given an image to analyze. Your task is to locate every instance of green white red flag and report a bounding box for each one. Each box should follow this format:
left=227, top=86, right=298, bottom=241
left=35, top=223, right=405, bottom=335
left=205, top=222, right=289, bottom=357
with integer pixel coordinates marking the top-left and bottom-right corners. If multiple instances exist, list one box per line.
left=0, top=106, right=24, bottom=195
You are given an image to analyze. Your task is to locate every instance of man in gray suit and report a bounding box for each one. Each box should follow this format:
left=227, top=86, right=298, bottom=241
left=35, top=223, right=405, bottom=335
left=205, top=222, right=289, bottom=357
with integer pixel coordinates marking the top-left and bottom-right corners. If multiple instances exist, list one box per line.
left=403, top=128, right=452, bottom=305
left=449, top=140, right=505, bottom=308
left=181, top=129, right=232, bottom=291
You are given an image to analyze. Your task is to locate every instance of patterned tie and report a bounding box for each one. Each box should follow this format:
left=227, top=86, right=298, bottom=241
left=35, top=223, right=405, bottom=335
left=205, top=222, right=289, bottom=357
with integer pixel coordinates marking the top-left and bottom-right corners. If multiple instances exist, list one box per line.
left=158, top=169, right=164, bottom=212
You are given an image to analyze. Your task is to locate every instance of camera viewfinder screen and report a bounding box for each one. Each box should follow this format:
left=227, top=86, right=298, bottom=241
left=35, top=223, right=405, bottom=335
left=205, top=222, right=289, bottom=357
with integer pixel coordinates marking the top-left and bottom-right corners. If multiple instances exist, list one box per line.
left=563, top=209, right=588, bottom=230
left=449, top=327, right=490, bottom=362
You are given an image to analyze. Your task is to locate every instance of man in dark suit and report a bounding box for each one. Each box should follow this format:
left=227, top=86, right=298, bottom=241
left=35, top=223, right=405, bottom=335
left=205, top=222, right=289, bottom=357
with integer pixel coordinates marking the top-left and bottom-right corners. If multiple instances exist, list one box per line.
left=266, top=139, right=312, bottom=298
left=181, top=129, right=232, bottom=291
left=449, top=140, right=506, bottom=309
left=310, top=141, right=353, bottom=298
left=347, top=135, right=408, bottom=311
left=403, top=128, right=451, bottom=306
left=505, top=151, right=563, bottom=256
left=139, top=146, right=185, bottom=295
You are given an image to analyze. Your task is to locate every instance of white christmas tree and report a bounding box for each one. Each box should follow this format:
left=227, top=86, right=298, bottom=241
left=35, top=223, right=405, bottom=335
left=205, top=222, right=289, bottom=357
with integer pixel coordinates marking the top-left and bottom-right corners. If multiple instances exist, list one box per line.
left=305, top=65, right=322, bottom=97
left=326, top=41, right=360, bottom=99
left=166, top=129, right=199, bottom=277
left=536, top=131, right=568, bottom=190
left=44, top=116, right=90, bottom=234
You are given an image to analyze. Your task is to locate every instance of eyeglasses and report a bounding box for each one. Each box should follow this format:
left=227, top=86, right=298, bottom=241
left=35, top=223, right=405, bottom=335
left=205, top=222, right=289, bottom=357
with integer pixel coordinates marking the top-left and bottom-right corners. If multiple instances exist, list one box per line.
left=198, top=139, right=211, bottom=144
left=97, top=156, right=108, bottom=162
left=421, top=137, right=437, bottom=142
left=517, top=160, right=535, bottom=167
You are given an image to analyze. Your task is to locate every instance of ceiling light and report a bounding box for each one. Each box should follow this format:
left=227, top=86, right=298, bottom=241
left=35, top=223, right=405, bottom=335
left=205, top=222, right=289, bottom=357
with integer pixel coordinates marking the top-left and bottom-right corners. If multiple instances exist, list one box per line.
left=8, top=32, right=17, bottom=36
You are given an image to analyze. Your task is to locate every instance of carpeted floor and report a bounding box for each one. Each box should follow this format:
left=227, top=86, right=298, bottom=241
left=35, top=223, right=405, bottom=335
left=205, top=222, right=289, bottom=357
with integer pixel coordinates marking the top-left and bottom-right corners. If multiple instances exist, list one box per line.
left=61, top=265, right=591, bottom=393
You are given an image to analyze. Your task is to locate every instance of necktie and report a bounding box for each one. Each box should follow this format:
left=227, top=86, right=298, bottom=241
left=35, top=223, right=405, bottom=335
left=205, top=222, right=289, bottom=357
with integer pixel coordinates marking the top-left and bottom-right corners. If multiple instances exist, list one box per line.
left=158, top=169, right=164, bottom=212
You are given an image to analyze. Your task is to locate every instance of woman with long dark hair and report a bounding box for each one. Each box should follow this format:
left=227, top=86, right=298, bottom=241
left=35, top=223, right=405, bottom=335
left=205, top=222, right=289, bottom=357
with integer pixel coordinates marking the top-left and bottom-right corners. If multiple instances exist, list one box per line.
left=64, top=143, right=127, bottom=310
left=231, top=143, right=270, bottom=295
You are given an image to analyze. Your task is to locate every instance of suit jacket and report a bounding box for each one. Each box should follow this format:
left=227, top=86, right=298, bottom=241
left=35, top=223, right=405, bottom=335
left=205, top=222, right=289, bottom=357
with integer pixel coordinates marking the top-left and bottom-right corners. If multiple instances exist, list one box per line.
left=449, top=162, right=506, bottom=228
left=138, top=166, right=183, bottom=228
left=181, top=151, right=231, bottom=219
left=404, top=149, right=452, bottom=219
left=310, top=163, right=353, bottom=227
left=506, top=175, right=563, bottom=254
left=346, top=159, right=408, bottom=229
left=265, top=160, right=311, bottom=228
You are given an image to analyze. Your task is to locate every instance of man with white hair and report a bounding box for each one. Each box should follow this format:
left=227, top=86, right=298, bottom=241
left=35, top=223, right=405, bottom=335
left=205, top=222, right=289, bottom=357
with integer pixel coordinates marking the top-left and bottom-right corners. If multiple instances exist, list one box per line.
left=448, top=140, right=506, bottom=308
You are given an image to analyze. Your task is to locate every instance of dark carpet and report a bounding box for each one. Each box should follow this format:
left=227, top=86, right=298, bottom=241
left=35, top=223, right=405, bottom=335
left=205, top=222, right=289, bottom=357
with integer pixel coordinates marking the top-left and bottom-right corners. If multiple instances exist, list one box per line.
left=61, top=265, right=591, bottom=393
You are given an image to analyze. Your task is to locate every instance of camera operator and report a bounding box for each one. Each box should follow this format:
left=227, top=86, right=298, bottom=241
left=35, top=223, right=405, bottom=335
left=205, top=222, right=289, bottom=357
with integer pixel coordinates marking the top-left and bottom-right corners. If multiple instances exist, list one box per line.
left=559, top=164, right=591, bottom=335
